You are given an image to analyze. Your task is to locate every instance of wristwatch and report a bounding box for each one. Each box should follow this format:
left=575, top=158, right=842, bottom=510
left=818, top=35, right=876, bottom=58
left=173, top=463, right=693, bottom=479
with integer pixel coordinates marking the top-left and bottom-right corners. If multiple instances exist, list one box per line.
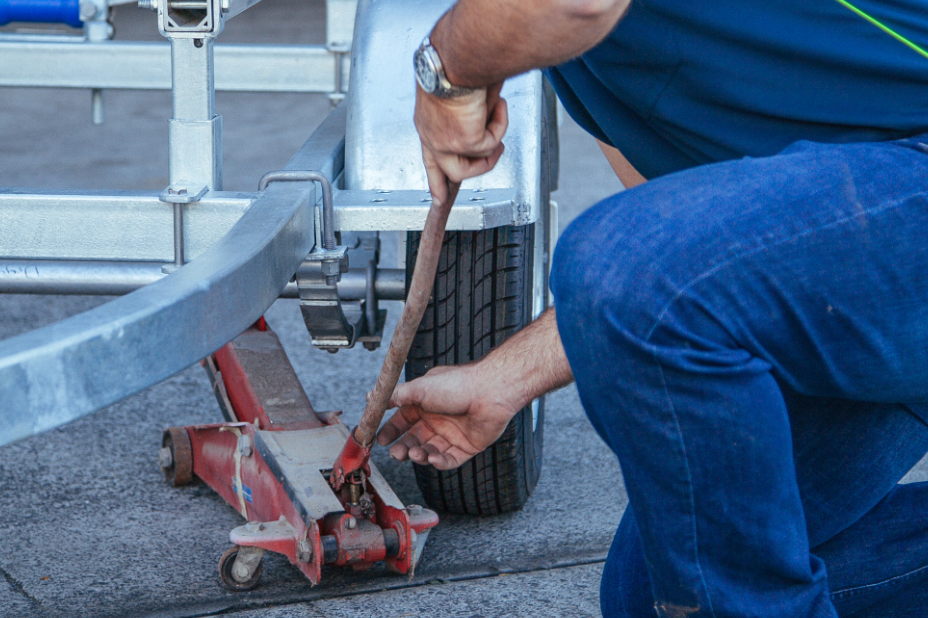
left=413, top=36, right=476, bottom=98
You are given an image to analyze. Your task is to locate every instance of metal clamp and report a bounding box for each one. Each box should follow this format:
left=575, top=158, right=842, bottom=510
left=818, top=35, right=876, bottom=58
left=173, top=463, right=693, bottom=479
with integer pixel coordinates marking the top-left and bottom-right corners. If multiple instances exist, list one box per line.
left=296, top=234, right=386, bottom=353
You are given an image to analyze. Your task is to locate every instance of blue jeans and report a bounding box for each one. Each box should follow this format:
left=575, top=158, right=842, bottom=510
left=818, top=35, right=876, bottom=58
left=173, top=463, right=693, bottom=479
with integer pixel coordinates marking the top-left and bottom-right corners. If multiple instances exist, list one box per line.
left=550, top=135, right=928, bottom=617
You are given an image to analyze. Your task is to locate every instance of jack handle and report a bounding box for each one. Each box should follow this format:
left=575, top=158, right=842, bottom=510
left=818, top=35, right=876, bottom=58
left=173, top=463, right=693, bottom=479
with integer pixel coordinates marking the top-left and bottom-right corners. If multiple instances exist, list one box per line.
left=330, top=182, right=461, bottom=490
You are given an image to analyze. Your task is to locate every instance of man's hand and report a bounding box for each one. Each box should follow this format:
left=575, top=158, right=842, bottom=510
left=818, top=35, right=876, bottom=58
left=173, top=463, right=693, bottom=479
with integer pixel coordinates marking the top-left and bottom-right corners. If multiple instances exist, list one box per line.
left=376, top=309, right=573, bottom=470
left=376, top=364, right=521, bottom=470
left=414, top=83, right=508, bottom=205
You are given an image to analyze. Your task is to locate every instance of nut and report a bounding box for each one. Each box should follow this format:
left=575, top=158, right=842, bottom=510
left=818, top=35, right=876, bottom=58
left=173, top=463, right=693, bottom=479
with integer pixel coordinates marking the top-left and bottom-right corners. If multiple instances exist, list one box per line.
left=297, top=539, right=313, bottom=562
left=157, top=447, right=173, bottom=469
left=321, top=259, right=341, bottom=277
left=234, top=563, right=251, bottom=580
left=346, top=516, right=357, bottom=530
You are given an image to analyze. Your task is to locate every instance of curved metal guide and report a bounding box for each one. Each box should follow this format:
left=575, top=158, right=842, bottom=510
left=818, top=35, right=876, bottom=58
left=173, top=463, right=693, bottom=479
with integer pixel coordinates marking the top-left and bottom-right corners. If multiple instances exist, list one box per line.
left=0, top=105, right=346, bottom=448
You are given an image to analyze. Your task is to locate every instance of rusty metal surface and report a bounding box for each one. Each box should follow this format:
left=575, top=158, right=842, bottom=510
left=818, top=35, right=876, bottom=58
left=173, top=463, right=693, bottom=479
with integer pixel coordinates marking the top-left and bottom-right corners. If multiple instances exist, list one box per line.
left=226, top=327, right=323, bottom=428
left=163, top=426, right=194, bottom=486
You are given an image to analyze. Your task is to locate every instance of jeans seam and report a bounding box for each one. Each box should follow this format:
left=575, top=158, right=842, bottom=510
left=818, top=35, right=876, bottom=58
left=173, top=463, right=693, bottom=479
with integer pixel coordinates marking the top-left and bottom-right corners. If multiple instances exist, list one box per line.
left=830, top=562, right=928, bottom=599
left=652, top=351, right=718, bottom=618
left=641, top=191, right=918, bottom=343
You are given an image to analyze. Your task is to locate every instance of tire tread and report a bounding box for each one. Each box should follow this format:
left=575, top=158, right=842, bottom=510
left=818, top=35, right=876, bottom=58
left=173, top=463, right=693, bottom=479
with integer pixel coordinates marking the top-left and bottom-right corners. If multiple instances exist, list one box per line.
left=406, top=226, right=543, bottom=516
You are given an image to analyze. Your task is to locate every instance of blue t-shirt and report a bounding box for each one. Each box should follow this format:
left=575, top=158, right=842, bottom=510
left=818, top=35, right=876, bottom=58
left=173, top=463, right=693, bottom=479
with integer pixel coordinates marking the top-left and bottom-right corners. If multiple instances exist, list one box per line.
left=546, top=0, right=928, bottom=179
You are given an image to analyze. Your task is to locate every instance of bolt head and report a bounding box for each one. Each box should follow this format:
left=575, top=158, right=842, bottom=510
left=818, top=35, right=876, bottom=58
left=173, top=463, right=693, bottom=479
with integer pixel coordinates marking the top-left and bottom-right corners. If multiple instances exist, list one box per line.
left=234, top=563, right=251, bottom=580
left=79, top=0, right=98, bottom=20
left=346, top=516, right=357, bottom=530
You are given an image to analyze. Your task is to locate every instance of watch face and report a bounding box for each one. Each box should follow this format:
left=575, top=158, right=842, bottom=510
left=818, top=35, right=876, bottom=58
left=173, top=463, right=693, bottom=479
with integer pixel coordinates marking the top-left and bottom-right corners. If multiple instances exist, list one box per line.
left=415, top=48, right=439, bottom=93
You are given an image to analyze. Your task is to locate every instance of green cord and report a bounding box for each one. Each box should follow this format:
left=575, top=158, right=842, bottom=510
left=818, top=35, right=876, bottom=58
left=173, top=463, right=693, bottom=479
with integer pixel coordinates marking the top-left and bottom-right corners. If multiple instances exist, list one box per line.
left=833, top=0, right=928, bottom=61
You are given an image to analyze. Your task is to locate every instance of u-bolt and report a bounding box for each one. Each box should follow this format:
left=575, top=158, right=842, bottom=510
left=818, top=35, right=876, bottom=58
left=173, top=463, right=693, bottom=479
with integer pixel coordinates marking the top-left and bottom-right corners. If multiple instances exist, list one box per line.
left=257, top=170, right=335, bottom=251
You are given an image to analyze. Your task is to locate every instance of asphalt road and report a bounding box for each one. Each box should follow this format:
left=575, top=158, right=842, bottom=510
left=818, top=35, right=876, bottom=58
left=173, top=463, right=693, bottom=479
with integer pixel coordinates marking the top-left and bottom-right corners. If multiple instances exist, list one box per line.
left=0, top=1, right=628, bottom=616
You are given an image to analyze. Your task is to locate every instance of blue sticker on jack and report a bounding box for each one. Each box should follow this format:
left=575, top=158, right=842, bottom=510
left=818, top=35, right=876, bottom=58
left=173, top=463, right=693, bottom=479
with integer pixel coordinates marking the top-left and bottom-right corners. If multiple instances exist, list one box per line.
left=232, top=482, right=253, bottom=503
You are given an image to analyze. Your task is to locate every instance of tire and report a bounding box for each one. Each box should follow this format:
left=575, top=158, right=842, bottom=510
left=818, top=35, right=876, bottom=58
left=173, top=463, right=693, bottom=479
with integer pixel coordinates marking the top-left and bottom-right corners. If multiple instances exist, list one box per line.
left=218, top=546, right=262, bottom=591
left=403, top=77, right=556, bottom=516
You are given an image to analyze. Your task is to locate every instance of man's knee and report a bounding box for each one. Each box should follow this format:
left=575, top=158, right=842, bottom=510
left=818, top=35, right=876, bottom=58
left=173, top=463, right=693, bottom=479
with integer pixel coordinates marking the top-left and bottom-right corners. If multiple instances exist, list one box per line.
left=550, top=190, right=679, bottom=343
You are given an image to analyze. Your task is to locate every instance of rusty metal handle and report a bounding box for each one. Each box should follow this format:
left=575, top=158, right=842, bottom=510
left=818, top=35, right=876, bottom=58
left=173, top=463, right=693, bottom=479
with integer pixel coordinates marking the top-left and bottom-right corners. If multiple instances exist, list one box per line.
left=355, top=183, right=460, bottom=447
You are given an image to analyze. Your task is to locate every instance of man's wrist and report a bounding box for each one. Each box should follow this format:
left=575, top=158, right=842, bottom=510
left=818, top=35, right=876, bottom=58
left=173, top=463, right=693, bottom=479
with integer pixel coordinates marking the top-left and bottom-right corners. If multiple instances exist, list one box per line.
left=414, top=36, right=478, bottom=99
left=470, top=308, right=574, bottom=413
left=471, top=353, right=537, bottom=415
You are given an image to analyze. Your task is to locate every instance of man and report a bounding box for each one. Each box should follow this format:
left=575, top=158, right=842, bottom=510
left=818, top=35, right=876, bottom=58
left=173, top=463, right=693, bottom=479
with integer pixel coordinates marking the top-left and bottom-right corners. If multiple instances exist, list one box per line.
left=375, top=0, right=928, bottom=616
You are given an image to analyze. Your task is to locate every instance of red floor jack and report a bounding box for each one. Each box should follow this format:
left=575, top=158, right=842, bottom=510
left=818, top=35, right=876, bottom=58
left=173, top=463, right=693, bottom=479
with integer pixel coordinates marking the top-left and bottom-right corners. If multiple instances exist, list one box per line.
left=157, top=183, right=457, bottom=590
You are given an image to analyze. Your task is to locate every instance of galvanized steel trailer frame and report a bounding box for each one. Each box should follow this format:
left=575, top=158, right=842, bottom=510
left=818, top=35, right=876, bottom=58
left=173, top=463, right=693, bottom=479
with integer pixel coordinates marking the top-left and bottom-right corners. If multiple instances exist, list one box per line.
left=0, top=0, right=552, bottom=447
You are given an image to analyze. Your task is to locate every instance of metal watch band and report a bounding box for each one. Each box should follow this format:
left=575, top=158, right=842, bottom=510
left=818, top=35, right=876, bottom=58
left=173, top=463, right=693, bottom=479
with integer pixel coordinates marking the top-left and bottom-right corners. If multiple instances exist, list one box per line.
left=414, top=36, right=477, bottom=99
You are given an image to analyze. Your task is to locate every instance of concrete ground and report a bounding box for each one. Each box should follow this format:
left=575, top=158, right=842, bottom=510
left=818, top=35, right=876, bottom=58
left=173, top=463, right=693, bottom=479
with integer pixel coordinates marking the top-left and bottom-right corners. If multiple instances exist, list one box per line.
left=3, top=3, right=927, bottom=617
left=0, top=2, right=627, bottom=616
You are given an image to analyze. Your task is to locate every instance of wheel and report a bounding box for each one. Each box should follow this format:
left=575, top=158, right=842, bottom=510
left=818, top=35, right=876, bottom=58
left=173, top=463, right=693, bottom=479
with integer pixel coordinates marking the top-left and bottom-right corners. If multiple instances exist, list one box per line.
left=160, top=427, right=193, bottom=487
left=218, top=546, right=262, bottom=591
left=403, top=78, right=556, bottom=516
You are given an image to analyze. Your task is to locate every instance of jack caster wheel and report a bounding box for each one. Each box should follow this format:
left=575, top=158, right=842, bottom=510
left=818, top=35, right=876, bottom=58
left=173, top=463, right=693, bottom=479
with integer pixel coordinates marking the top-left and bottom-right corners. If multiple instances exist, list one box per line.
left=219, top=546, right=263, bottom=591
left=160, top=427, right=193, bottom=487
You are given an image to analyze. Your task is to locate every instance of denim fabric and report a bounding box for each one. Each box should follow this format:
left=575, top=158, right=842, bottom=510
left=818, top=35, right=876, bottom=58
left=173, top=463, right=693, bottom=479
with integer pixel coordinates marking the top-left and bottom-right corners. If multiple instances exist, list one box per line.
left=551, top=135, right=928, bottom=617
left=546, top=0, right=928, bottom=179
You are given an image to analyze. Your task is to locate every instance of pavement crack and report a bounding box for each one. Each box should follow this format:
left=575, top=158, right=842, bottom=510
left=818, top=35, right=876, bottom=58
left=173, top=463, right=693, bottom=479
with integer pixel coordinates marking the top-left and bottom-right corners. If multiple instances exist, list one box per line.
left=0, top=563, right=45, bottom=610
left=149, top=557, right=608, bottom=618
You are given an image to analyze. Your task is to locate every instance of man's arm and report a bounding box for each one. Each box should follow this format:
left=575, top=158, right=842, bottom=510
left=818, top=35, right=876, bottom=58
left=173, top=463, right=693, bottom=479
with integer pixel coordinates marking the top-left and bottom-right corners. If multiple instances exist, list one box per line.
left=377, top=308, right=572, bottom=470
left=414, top=0, right=630, bottom=205
left=433, top=0, right=631, bottom=88
left=383, top=0, right=626, bottom=466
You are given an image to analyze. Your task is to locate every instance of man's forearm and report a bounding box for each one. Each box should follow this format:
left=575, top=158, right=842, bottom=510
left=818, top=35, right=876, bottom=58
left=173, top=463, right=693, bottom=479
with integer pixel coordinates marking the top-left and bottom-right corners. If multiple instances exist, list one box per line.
left=474, top=307, right=574, bottom=411
left=432, top=0, right=630, bottom=88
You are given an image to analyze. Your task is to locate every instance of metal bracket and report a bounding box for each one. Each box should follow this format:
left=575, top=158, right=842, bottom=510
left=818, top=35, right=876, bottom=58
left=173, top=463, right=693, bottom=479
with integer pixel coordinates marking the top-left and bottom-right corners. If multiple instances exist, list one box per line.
left=159, top=182, right=208, bottom=273
left=296, top=253, right=359, bottom=352
left=160, top=182, right=208, bottom=204
left=296, top=233, right=385, bottom=353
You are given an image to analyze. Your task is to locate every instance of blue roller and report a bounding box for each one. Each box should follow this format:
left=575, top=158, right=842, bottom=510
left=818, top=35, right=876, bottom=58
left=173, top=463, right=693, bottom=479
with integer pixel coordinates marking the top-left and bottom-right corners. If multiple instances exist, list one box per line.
left=0, top=0, right=83, bottom=28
